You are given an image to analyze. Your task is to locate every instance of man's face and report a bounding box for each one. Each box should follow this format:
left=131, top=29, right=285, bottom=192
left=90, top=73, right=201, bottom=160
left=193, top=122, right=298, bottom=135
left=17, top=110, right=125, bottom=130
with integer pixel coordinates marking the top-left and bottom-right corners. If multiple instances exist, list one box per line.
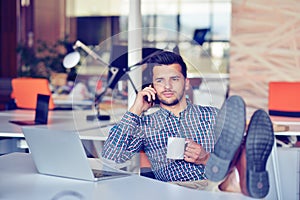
left=152, top=63, right=187, bottom=106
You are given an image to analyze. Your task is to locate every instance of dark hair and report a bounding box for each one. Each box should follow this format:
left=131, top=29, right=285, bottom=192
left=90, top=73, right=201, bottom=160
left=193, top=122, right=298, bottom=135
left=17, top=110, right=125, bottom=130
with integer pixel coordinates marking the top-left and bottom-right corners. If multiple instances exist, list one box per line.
left=145, top=51, right=187, bottom=78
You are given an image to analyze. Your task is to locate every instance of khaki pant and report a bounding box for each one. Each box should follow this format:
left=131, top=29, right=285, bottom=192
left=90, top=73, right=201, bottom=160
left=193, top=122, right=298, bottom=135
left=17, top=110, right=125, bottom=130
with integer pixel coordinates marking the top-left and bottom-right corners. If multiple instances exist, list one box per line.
left=170, top=169, right=242, bottom=193
left=170, top=179, right=221, bottom=192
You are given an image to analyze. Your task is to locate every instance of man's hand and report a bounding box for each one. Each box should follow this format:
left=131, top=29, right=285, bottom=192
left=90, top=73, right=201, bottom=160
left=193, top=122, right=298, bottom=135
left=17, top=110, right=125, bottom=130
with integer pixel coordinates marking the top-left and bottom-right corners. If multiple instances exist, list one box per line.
left=129, top=85, right=157, bottom=116
left=184, top=139, right=210, bottom=165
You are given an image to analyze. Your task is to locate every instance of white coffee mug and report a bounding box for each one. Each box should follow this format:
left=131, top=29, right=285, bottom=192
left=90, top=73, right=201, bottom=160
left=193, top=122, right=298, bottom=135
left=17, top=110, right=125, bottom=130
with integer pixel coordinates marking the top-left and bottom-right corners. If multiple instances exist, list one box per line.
left=166, top=137, right=186, bottom=160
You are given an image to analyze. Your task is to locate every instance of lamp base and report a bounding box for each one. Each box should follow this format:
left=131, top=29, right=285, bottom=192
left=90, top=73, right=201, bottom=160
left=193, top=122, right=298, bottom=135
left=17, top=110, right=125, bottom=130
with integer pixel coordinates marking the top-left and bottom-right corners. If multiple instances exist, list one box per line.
left=86, top=114, right=110, bottom=121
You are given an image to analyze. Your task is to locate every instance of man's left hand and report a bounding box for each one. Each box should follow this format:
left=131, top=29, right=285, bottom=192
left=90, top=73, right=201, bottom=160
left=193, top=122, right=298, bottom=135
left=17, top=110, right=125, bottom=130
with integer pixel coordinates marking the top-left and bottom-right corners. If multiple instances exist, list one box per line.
left=184, top=139, right=210, bottom=165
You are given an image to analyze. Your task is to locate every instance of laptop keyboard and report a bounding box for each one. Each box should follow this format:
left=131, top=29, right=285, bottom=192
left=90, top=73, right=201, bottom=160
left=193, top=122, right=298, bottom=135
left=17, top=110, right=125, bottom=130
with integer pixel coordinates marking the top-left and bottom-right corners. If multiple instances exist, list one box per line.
left=92, top=169, right=127, bottom=178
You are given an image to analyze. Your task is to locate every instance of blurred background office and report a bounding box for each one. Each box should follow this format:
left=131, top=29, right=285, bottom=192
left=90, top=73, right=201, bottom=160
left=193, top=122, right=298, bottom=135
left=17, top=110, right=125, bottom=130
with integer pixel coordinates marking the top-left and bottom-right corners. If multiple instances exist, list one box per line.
left=1, top=0, right=300, bottom=114
left=0, top=0, right=231, bottom=111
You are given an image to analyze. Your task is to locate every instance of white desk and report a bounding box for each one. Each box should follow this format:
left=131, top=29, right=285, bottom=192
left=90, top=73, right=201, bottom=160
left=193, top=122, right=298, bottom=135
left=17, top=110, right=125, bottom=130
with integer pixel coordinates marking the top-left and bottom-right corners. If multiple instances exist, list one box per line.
left=0, top=152, right=254, bottom=200
left=53, top=99, right=93, bottom=110
left=0, top=109, right=116, bottom=157
left=271, top=116, right=300, bottom=136
left=0, top=109, right=116, bottom=139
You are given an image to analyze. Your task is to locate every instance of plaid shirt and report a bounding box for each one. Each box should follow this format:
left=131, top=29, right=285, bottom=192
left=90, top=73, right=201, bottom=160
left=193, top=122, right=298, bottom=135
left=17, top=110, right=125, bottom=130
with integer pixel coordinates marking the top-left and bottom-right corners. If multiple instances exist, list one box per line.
left=102, top=100, right=218, bottom=182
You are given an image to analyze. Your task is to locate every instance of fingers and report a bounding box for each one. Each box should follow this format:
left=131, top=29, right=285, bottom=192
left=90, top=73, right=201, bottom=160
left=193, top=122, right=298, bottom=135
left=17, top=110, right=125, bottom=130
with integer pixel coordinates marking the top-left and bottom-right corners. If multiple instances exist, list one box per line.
left=184, top=143, right=200, bottom=161
left=129, top=85, right=156, bottom=115
left=142, top=85, right=156, bottom=103
left=184, top=140, right=209, bottom=164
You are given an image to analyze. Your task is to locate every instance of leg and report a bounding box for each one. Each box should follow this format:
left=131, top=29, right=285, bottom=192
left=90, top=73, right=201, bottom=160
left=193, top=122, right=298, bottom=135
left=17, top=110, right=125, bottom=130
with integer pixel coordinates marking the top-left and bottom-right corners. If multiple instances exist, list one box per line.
left=237, top=109, right=274, bottom=198
left=218, top=168, right=241, bottom=193
left=206, top=95, right=246, bottom=181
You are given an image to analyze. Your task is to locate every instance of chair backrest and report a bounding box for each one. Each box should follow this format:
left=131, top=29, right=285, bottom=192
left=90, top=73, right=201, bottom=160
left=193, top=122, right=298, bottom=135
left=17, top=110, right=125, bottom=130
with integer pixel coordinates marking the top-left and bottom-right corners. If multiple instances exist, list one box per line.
left=139, top=150, right=155, bottom=179
left=268, top=81, right=300, bottom=117
left=11, top=77, right=55, bottom=110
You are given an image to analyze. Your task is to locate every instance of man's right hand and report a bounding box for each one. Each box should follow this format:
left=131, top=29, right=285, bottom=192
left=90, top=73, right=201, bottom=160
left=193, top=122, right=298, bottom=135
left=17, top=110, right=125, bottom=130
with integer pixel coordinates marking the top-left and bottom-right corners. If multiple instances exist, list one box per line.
left=129, top=85, right=157, bottom=116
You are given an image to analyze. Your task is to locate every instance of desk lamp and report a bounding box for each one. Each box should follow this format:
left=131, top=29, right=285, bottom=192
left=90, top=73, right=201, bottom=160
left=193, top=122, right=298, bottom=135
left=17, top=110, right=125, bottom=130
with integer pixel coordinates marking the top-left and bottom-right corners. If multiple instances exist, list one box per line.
left=63, top=41, right=164, bottom=121
left=63, top=40, right=119, bottom=121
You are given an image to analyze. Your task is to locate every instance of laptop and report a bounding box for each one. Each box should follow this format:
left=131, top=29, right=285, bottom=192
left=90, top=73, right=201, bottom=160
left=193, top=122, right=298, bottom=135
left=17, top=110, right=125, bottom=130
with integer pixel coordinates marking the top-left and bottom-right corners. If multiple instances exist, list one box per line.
left=22, top=127, right=130, bottom=181
left=9, top=94, right=50, bottom=125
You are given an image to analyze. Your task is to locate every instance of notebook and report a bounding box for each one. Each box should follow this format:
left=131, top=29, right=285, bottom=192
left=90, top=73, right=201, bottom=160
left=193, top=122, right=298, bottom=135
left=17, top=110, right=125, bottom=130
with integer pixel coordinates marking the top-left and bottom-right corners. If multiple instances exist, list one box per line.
left=9, top=94, right=50, bottom=125
left=22, top=127, right=130, bottom=181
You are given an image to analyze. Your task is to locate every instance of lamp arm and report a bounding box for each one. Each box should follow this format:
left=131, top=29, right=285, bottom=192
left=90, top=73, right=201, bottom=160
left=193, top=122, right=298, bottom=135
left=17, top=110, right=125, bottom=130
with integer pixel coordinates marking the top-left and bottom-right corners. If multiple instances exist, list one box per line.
left=94, top=66, right=119, bottom=104
left=93, top=67, right=139, bottom=106
left=126, top=73, right=138, bottom=94
left=73, top=40, right=107, bottom=66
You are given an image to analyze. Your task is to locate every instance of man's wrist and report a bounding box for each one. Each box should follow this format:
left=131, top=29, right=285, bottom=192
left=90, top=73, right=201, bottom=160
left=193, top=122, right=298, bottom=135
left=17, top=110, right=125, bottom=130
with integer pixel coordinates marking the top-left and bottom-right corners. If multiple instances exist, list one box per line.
left=129, top=106, right=142, bottom=116
left=199, top=153, right=210, bottom=165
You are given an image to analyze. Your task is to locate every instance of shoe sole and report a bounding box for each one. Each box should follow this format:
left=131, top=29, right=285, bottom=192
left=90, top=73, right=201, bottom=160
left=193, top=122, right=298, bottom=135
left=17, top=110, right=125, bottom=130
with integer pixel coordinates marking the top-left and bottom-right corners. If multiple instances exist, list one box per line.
left=206, top=95, right=246, bottom=181
left=246, top=109, right=274, bottom=198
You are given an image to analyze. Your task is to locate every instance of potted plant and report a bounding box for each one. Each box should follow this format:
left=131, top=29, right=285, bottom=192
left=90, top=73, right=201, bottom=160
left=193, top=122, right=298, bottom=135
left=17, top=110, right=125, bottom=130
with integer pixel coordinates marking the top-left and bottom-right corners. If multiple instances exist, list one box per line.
left=17, top=36, right=73, bottom=79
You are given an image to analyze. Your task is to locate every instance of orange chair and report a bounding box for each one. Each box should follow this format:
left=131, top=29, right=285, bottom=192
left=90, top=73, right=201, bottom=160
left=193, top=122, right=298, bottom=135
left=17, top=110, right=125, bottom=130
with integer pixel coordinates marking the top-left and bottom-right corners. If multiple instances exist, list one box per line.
left=11, top=77, right=55, bottom=110
left=140, top=150, right=155, bottom=179
left=268, top=81, right=300, bottom=117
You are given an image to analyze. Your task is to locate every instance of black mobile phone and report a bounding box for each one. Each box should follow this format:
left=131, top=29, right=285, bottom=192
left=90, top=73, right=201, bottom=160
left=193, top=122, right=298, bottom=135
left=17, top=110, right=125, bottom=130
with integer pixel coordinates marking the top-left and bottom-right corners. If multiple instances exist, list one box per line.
left=144, top=94, right=160, bottom=104
left=143, top=83, right=160, bottom=104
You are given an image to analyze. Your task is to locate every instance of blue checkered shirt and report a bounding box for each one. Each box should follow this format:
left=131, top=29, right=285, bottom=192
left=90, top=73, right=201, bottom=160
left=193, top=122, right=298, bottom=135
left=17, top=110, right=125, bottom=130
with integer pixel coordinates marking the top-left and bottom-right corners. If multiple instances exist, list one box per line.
left=102, top=100, right=218, bottom=182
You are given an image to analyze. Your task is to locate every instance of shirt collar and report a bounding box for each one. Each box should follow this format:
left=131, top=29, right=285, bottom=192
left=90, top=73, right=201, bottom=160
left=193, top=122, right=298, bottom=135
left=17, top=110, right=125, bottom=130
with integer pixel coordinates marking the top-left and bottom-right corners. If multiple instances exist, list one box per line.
left=159, top=98, right=193, bottom=118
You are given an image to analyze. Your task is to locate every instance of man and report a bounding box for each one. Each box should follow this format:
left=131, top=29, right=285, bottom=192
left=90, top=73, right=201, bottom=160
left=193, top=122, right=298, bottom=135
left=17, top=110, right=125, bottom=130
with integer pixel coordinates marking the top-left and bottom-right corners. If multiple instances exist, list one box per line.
left=102, top=51, right=274, bottom=198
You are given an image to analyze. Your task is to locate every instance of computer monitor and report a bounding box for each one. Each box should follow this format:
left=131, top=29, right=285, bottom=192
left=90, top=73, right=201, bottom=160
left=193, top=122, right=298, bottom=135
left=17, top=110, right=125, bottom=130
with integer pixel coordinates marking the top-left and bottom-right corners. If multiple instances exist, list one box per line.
left=192, top=28, right=210, bottom=46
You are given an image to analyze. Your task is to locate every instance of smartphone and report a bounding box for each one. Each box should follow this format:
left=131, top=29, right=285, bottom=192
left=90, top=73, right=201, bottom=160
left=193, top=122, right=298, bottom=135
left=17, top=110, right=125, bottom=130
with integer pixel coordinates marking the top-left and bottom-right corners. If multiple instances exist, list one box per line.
left=143, top=83, right=160, bottom=104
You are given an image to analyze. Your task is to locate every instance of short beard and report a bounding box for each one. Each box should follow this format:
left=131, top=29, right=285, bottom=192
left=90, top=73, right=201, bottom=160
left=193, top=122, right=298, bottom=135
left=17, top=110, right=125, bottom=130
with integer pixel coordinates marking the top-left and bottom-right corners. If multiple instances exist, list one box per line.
left=160, top=98, right=180, bottom=106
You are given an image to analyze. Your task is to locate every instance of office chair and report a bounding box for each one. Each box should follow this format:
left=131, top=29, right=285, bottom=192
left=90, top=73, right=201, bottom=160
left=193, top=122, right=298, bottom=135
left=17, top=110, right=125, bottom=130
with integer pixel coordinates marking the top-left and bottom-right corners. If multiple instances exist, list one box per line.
left=140, top=150, right=156, bottom=179
left=11, top=77, right=55, bottom=110
left=268, top=81, right=300, bottom=147
left=268, top=81, right=300, bottom=117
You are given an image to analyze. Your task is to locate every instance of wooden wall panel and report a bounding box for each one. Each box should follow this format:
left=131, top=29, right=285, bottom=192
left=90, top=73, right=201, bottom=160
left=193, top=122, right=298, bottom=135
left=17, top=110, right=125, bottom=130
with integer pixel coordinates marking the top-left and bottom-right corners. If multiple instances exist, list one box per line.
left=230, top=0, right=300, bottom=116
left=34, top=0, right=66, bottom=44
left=0, top=0, right=18, bottom=78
